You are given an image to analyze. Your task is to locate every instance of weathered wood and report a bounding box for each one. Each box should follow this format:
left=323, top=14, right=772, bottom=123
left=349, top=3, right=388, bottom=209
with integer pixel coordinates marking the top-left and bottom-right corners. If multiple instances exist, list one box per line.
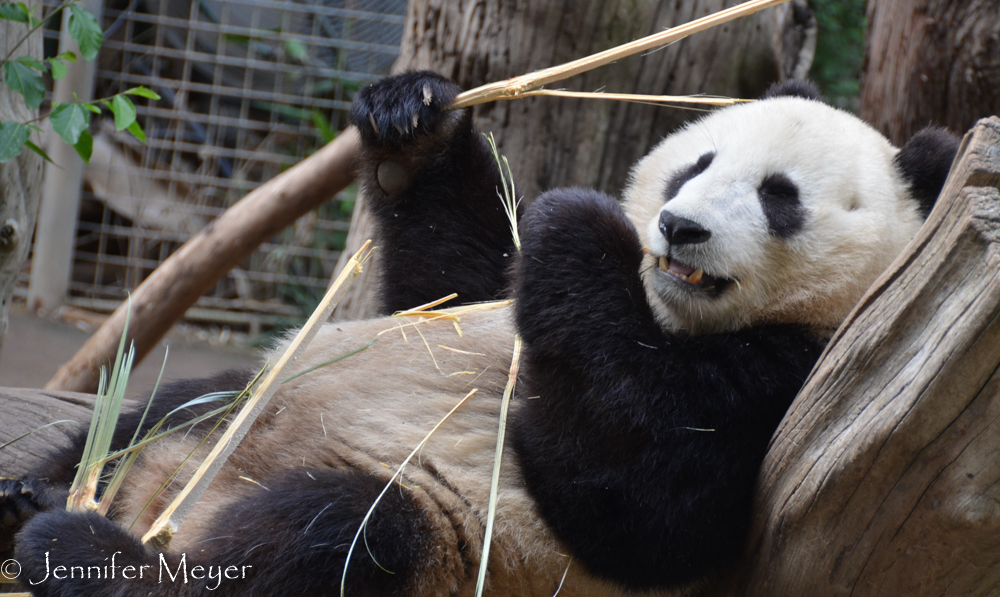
left=0, top=0, right=44, bottom=366
left=45, top=128, right=361, bottom=394
left=711, top=117, right=1000, bottom=596
left=0, top=389, right=94, bottom=478
left=860, top=0, right=1000, bottom=145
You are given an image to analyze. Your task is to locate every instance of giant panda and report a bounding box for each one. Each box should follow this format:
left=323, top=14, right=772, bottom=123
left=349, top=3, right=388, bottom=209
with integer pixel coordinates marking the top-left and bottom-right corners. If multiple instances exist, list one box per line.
left=1, top=72, right=959, bottom=597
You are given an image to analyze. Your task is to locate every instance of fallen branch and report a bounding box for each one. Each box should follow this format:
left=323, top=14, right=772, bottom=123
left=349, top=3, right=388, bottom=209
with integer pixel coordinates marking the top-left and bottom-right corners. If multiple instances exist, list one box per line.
left=45, top=128, right=361, bottom=394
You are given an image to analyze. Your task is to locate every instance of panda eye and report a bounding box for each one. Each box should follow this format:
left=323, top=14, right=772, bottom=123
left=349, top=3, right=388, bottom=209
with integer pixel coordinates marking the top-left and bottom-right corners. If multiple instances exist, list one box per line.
left=664, top=151, right=716, bottom=201
left=759, top=173, right=798, bottom=201
left=758, top=173, right=804, bottom=238
left=694, top=152, right=714, bottom=173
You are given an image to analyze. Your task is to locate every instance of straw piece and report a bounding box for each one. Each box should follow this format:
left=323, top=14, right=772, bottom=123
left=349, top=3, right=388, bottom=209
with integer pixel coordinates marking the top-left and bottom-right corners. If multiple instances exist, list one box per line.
left=450, top=0, right=791, bottom=109
left=520, top=90, right=752, bottom=106
left=141, top=240, right=374, bottom=547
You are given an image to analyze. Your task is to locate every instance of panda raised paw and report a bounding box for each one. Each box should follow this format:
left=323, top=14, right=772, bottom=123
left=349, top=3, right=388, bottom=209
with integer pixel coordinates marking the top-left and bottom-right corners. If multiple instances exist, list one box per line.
left=350, top=71, right=464, bottom=150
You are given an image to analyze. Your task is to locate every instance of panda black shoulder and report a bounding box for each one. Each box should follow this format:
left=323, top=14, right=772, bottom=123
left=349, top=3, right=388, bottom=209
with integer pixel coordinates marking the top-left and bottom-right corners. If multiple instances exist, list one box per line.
left=761, top=79, right=823, bottom=101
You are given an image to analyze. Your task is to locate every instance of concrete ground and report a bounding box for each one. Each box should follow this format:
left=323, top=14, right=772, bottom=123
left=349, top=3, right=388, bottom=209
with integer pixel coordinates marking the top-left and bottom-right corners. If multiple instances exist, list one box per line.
left=0, top=304, right=261, bottom=392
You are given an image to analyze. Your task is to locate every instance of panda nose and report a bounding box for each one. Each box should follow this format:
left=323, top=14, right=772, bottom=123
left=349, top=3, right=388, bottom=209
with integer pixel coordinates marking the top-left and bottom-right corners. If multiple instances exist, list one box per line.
left=659, top=211, right=711, bottom=245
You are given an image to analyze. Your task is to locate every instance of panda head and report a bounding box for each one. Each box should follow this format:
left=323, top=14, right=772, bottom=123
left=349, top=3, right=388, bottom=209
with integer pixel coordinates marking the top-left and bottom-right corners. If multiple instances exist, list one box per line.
left=623, top=81, right=959, bottom=336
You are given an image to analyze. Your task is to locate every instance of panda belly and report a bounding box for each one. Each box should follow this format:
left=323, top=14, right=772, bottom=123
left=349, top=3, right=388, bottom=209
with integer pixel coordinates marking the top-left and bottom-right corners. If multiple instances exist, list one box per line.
left=108, top=308, right=668, bottom=596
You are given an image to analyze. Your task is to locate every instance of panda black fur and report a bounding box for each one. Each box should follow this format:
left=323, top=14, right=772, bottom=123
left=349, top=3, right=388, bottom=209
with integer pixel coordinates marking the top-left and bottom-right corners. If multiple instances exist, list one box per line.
left=0, top=72, right=959, bottom=597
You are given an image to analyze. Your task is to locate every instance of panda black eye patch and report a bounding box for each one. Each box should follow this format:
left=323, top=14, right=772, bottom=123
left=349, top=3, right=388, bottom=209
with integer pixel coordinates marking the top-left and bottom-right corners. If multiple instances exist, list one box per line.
left=664, top=152, right=715, bottom=201
left=758, top=173, right=804, bottom=238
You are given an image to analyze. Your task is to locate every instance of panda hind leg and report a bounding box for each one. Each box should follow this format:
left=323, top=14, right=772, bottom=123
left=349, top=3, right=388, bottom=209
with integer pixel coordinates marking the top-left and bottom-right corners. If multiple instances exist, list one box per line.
left=13, top=468, right=452, bottom=596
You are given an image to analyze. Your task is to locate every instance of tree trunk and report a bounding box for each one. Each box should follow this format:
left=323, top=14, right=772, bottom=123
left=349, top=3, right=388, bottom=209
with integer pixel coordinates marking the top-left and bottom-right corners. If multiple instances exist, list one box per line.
left=709, top=117, right=1000, bottom=596
left=859, top=0, right=1000, bottom=145
left=0, top=3, right=45, bottom=366
left=332, top=0, right=817, bottom=320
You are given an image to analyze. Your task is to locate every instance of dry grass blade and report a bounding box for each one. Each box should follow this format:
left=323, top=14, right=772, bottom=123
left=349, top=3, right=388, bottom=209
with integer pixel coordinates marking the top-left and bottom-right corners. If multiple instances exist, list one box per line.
left=450, top=0, right=791, bottom=109
left=341, top=389, right=479, bottom=596
left=474, top=334, right=523, bottom=597
left=141, top=240, right=375, bottom=548
left=520, top=90, right=751, bottom=107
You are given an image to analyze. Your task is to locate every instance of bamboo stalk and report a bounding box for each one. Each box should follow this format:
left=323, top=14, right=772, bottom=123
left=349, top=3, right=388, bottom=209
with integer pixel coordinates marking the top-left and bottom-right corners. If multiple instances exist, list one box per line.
left=141, top=240, right=374, bottom=548
left=450, top=0, right=791, bottom=109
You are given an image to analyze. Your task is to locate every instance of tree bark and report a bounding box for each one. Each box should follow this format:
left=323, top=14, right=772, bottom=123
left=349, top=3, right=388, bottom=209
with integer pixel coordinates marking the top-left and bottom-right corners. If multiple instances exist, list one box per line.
left=0, top=2, right=45, bottom=366
left=710, top=117, right=1000, bottom=596
left=859, top=0, right=1000, bottom=145
left=332, top=0, right=817, bottom=321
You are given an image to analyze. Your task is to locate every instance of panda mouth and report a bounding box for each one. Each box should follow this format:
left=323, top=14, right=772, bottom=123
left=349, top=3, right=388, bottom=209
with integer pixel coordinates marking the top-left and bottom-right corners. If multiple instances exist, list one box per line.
left=657, top=256, right=732, bottom=294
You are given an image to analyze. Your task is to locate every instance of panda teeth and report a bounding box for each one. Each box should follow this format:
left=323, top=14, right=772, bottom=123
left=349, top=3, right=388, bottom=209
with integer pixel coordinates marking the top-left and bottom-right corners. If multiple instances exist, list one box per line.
left=658, top=256, right=705, bottom=286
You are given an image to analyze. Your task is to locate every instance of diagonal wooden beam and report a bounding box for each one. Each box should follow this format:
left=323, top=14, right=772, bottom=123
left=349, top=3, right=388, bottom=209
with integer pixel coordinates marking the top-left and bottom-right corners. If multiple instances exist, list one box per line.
left=45, top=128, right=360, bottom=394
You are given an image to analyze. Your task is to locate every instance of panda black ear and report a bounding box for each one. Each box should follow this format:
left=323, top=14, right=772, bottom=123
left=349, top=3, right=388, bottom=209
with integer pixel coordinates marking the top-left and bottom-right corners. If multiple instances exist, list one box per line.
left=760, top=79, right=823, bottom=101
left=894, top=127, right=960, bottom=218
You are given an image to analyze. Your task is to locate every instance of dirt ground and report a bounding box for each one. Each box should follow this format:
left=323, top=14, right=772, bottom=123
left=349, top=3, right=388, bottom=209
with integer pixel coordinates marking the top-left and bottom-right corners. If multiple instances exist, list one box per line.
left=0, top=304, right=261, bottom=392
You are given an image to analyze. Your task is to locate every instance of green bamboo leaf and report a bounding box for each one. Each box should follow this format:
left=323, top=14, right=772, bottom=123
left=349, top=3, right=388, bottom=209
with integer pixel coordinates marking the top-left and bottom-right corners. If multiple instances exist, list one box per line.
left=23, top=140, right=54, bottom=164
left=0, top=3, right=29, bottom=23
left=124, top=86, right=161, bottom=100
left=50, top=102, right=91, bottom=145
left=68, top=5, right=103, bottom=61
left=2, top=60, right=46, bottom=109
left=48, top=58, right=67, bottom=80
left=0, top=121, right=30, bottom=162
left=110, top=94, right=136, bottom=131
left=126, top=119, right=146, bottom=143
left=73, top=129, right=93, bottom=164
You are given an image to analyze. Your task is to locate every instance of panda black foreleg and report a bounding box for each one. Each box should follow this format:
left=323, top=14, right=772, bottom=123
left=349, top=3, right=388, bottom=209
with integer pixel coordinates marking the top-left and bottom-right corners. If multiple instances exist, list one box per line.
left=512, top=189, right=823, bottom=591
left=350, top=72, right=518, bottom=314
left=14, top=469, right=434, bottom=596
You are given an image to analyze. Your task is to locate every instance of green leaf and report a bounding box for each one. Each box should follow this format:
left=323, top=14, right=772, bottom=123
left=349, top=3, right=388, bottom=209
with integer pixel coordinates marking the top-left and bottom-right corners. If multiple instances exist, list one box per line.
left=284, top=39, right=308, bottom=62
left=15, top=55, right=45, bottom=71
left=2, top=61, right=46, bottom=109
left=83, top=102, right=101, bottom=114
left=126, top=120, right=146, bottom=143
left=110, top=95, right=136, bottom=131
left=0, top=121, right=31, bottom=162
left=24, top=140, right=54, bottom=164
left=57, top=51, right=78, bottom=62
left=0, top=3, right=29, bottom=23
left=124, top=86, right=160, bottom=100
left=50, top=102, right=91, bottom=145
left=48, top=58, right=67, bottom=80
left=68, top=5, right=103, bottom=61
left=73, top=129, right=93, bottom=164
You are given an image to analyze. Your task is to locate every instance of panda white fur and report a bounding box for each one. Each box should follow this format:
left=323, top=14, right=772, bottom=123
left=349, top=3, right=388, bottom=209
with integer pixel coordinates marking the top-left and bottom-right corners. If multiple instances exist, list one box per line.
left=1, top=73, right=958, bottom=597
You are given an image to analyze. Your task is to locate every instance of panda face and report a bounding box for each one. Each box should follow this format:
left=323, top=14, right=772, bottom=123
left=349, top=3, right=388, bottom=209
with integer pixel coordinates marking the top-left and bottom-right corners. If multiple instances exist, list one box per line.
left=624, top=97, right=926, bottom=336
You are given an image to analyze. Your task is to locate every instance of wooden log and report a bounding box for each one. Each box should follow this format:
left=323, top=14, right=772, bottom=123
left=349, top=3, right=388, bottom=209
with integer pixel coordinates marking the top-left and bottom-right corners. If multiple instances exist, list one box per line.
left=0, top=389, right=95, bottom=478
left=711, top=117, right=1000, bottom=595
left=44, top=128, right=361, bottom=395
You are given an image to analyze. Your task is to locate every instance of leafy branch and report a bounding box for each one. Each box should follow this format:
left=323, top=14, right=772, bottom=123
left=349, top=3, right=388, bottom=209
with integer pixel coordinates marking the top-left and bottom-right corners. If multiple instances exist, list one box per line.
left=0, top=1, right=159, bottom=164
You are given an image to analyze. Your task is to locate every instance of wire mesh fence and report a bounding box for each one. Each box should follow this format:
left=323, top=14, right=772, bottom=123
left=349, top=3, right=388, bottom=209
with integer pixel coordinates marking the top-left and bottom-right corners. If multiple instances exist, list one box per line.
left=32, top=0, right=404, bottom=334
